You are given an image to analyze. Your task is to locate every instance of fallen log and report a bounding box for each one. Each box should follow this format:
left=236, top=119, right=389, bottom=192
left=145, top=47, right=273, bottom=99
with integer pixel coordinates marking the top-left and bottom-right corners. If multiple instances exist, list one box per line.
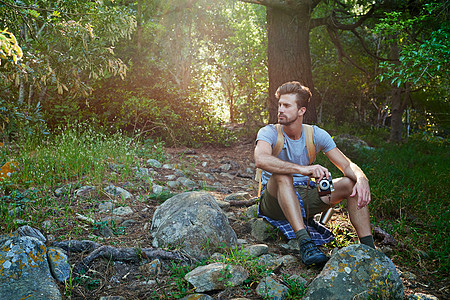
left=372, top=226, right=397, bottom=246
left=53, top=240, right=102, bottom=253
left=72, top=245, right=195, bottom=275
left=228, top=197, right=258, bottom=207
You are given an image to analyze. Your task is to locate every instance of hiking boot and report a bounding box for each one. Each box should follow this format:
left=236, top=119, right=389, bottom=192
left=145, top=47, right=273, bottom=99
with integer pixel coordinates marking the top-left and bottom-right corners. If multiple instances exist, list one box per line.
left=299, top=238, right=329, bottom=266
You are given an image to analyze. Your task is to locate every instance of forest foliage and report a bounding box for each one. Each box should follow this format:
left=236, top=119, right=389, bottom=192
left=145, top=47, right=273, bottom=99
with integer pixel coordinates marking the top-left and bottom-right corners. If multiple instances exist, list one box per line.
left=0, top=0, right=448, bottom=146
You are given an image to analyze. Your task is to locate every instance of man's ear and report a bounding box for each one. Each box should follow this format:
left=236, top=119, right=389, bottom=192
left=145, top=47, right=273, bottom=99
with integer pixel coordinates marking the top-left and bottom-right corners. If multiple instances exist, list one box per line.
left=298, top=106, right=306, bottom=116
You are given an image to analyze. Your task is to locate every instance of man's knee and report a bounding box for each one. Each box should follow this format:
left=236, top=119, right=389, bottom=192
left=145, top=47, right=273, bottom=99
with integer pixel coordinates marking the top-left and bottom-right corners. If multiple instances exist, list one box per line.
left=267, top=174, right=294, bottom=197
left=270, top=174, right=294, bottom=186
left=329, top=177, right=355, bottom=205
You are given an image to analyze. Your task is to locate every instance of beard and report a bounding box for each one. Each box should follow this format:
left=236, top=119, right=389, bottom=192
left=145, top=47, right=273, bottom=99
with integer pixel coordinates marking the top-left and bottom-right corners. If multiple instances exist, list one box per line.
left=278, top=114, right=298, bottom=126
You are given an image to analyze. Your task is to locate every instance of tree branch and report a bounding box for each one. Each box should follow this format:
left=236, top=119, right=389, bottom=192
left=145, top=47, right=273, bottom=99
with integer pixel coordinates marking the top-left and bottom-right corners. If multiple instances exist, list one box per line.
left=350, top=29, right=396, bottom=62
left=326, top=26, right=369, bottom=75
left=329, top=6, right=375, bottom=30
left=0, top=0, right=93, bottom=16
left=239, top=0, right=294, bottom=12
left=310, top=16, right=328, bottom=29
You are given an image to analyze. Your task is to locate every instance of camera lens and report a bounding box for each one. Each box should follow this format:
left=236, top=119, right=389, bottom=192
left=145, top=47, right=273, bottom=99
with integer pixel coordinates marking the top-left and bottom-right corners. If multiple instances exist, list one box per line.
left=320, top=180, right=330, bottom=190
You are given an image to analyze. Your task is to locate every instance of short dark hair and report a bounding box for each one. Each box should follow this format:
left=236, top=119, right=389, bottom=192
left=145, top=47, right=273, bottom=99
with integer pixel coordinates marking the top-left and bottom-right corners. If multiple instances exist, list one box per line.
left=275, top=81, right=312, bottom=109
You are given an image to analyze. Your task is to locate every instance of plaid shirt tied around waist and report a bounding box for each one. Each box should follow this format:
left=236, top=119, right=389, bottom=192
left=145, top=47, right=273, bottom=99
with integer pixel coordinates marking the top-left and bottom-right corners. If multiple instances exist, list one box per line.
left=258, top=180, right=334, bottom=246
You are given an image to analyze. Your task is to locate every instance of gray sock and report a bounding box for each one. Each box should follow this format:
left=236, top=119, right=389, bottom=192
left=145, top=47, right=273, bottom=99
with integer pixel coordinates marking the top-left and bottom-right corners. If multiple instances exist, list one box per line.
left=360, top=235, right=375, bottom=249
left=294, top=229, right=311, bottom=245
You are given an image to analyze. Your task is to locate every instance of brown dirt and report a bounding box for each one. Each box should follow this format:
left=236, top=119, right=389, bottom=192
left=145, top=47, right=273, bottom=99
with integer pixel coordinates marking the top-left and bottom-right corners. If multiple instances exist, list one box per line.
left=52, top=141, right=448, bottom=299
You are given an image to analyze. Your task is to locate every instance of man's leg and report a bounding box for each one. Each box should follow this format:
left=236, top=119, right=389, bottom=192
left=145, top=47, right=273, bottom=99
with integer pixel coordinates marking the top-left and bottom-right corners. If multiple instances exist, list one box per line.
left=325, top=177, right=375, bottom=248
left=266, top=174, right=328, bottom=265
left=266, top=174, right=305, bottom=231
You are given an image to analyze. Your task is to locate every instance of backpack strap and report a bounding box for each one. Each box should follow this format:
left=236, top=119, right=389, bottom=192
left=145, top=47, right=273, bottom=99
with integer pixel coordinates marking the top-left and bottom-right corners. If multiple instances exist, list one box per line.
left=255, top=124, right=284, bottom=197
left=272, top=124, right=284, bottom=157
left=303, top=124, right=315, bottom=165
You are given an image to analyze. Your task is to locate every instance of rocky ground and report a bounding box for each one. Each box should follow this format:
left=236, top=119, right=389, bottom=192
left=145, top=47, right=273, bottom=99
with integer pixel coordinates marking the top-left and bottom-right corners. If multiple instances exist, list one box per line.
left=44, top=140, right=447, bottom=299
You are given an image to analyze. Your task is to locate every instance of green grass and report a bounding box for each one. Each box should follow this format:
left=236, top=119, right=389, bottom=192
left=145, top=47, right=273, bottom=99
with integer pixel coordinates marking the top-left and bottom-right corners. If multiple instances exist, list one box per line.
left=364, top=135, right=449, bottom=276
left=317, top=131, right=449, bottom=278
left=0, top=124, right=166, bottom=235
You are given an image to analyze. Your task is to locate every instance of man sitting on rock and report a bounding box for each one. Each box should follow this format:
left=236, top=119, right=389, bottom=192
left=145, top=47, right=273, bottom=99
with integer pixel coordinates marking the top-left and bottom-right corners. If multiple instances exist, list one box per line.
left=254, top=81, right=374, bottom=266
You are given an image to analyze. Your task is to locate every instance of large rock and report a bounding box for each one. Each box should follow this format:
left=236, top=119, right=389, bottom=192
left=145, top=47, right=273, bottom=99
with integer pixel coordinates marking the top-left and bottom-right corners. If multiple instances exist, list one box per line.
left=150, top=192, right=237, bottom=261
left=305, top=244, right=403, bottom=300
left=0, top=234, right=62, bottom=300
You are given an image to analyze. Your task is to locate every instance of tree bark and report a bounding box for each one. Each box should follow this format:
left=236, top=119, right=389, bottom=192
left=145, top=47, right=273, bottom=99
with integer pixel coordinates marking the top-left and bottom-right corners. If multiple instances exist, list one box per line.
left=267, top=6, right=317, bottom=124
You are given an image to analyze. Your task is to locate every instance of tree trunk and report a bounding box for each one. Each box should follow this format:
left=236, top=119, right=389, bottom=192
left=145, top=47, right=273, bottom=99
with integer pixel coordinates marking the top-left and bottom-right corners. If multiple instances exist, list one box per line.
left=18, top=73, right=25, bottom=105
left=137, top=0, right=142, bottom=52
left=389, top=39, right=408, bottom=142
left=266, top=7, right=317, bottom=124
left=389, top=85, right=403, bottom=142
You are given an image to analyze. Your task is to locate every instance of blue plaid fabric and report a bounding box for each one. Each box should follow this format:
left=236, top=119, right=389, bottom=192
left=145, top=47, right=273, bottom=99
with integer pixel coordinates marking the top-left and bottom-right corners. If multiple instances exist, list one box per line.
left=258, top=180, right=334, bottom=245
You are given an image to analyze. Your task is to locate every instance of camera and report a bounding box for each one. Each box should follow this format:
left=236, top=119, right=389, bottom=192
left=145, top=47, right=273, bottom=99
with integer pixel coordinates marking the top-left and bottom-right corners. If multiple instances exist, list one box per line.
left=317, top=172, right=334, bottom=196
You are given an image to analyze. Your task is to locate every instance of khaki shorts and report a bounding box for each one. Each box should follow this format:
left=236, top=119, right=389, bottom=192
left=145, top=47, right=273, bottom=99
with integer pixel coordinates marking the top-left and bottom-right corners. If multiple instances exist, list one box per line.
left=260, top=184, right=331, bottom=220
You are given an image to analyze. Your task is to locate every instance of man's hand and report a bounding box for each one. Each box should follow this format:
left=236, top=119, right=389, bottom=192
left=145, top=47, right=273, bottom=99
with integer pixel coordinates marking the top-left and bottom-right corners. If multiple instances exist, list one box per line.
left=350, top=178, right=371, bottom=209
left=301, top=164, right=329, bottom=180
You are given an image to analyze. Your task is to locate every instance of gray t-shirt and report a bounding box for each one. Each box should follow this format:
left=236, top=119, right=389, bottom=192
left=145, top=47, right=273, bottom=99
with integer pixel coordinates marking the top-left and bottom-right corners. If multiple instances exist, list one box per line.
left=256, top=124, right=336, bottom=184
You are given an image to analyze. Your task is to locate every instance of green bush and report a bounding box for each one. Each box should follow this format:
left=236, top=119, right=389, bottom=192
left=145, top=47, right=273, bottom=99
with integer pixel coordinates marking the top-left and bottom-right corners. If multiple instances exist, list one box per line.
left=0, top=99, right=48, bottom=144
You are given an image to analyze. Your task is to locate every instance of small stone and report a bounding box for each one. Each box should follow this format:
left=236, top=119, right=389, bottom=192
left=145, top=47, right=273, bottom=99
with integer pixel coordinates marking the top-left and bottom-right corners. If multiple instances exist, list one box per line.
left=99, top=202, right=114, bottom=213
left=288, top=274, right=307, bottom=286
left=177, top=177, right=197, bottom=188
left=100, top=216, right=124, bottom=226
left=143, top=279, right=157, bottom=285
left=152, top=184, right=164, bottom=194
left=94, top=225, right=114, bottom=238
left=257, top=254, right=278, bottom=267
left=251, top=218, right=277, bottom=242
left=181, top=294, right=214, bottom=300
left=198, top=172, right=215, bottom=180
left=245, top=205, right=258, bottom=219
left=256, top=276, right=289, bottom=299
left=135, top=167, right=152, bottom=178
left=99, top=296, right=126, bottom=300
left=273, top=255, right=297, bottom=266
left=8, top=207, right=23, bottom=216
left=42, top=220, right=53, bottom=230
left=146, top=159, right=162, bottom=168
left=219, top=163, right=231, bottom=171
left=104, top=185, right=132, bottom=200
left=76, top=213, right=96, bottom=225
left=75, top=186, right=96, bottom=198
left=220, top=172, right=234, bottom=179
left=237, top=239, right=248, bottom=245
left=112, top=206, right=133, bottom=216
left=224, top=192, right=252, bottom=202
left=402, top=271, right=417, bottom=280
left=406, top=293, right=439, bottom=300
left=167, top=181, right=180, bottom=188
left=16, top=225, right=46, bottom=243
left=215, top=200, right=230, bottom=211
left=244, top=244, right=269, bottom=257
left=139, top=259, right=162, bottom=275
left=121, top=219, right=137, bottom=227
left=47, top=247, right=71, bottom=282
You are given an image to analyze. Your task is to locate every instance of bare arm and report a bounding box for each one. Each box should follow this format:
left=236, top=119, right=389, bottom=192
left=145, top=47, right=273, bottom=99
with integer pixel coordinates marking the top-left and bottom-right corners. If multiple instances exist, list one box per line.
left=254, top=140, right=329, bottom=179
left=325, top=148, right=371, bottom=209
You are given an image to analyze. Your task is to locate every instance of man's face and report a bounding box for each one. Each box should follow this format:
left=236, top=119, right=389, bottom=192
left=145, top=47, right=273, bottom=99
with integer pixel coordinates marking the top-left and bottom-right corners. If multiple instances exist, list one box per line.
left=278, top=93, right=305, bottom=125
